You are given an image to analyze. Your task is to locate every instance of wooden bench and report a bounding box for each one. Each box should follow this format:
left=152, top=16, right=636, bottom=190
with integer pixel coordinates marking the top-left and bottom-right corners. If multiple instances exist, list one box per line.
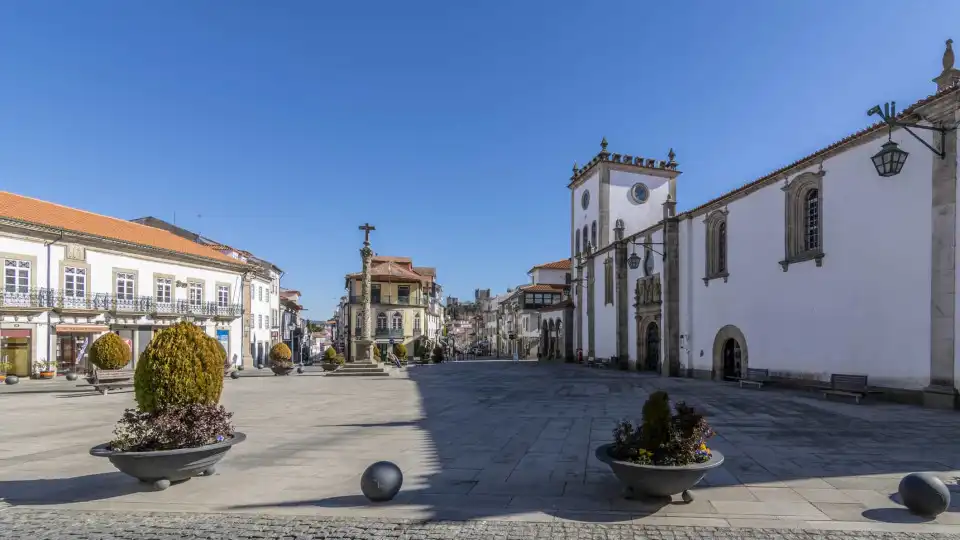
left=739, top=368, right=769, bottom=389
left=822, top=373, right=869, bottom=404
left=77, top=369, right=134, bottom=395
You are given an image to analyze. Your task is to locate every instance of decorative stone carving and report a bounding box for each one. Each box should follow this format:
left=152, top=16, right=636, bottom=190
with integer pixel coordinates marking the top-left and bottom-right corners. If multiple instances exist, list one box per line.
left=634, top=275, right=662, bottom=308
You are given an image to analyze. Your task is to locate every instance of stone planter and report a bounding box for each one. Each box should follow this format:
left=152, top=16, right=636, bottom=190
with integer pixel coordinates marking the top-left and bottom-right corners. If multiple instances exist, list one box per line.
left=38, top=371, right=55, bottom=380
left=321, top=363, right=341, bottom=372
left=595, top=443, right=724, bottom=500
left=271, top=365, right=294, bottom=376
left=90, top=432, right=246, bottom=491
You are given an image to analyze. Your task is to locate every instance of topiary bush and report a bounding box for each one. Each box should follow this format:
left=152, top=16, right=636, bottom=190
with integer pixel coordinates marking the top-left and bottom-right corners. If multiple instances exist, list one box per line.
left=433, top=345, right=444, bottom=363
left=323, top=347, right=338, bottom=362
left=372, top=344, right=381, bottom=360
left=134, top=322, right=224, bottom=414
left=269, top=343, right=292, bottom=367
left=89, top=333, right=131, bottom=370
left=394, top=343, right=407, bottom=360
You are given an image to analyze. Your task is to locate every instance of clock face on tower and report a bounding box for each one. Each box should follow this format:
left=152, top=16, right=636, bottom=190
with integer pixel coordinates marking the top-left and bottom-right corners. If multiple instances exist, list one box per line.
left=581, top=190, right=590, bottom=210
left=630, top=183, right=650, bottom=205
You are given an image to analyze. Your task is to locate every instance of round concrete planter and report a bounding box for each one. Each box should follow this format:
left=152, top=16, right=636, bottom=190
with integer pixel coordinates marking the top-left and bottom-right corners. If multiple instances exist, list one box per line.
left=38, top=371, right=55, bottom=380
left=321, top=363, right=341, bottom=372
left=595, top=443, right=724, bottom=500
left=90, top=432, right=246, bottom=491
left=271, top=365, right=294, bottom=376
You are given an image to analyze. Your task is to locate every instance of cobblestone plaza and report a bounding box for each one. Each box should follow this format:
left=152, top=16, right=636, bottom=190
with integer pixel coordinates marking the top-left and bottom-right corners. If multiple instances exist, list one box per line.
left=2, top=361, right=960, bottom=538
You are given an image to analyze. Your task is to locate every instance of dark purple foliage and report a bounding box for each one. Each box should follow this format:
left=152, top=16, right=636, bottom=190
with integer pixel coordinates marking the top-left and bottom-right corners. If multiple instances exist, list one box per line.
left=111, top=404, right=235, bottom=452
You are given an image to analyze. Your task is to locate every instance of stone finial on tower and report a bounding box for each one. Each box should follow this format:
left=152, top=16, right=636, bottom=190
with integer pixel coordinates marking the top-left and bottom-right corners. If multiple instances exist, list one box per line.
left=601, top=137, right=608, bottom=151
left=934, top=38, right=960, bottom=91
left=572, top=162, right=579, bottom=177
left=667, top=148, right=677, bottom=169
left=599, top=137, right=610, bottom=160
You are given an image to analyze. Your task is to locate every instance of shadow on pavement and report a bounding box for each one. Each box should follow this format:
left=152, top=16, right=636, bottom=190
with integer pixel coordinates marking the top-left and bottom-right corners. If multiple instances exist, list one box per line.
left=0, top=472, right=149, bottom=504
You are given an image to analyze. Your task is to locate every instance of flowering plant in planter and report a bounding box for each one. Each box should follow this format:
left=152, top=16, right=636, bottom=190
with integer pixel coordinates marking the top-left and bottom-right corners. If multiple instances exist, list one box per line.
left=91, top=322, right=243, bottom=491
left=269, top=343, right=293, bottom=369
left=611, top=391, right=714, bottom=466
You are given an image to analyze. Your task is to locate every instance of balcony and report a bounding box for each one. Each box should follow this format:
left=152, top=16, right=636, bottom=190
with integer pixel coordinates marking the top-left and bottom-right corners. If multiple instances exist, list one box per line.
left=374, top=327, right=404, bottom=338
left=349, top=295, right=428, bottom=306
left=110, top=295, right=154, bottom=314
left=0, top=288, right=53, bottom=310
left=52, top=292, right=111, bottom=312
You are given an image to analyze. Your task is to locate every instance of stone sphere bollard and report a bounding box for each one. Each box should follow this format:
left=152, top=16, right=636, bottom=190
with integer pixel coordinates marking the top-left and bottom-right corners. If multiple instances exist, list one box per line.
left=4, top=375, right=19, bottom=385
left=899, top=472, right=950, bottom=516
left=297, top=366, right=304, bottom=374
left=65, top=372, right=79, bottom=381
left=361, top=461, right=403, bottom=502
left=230, top=371, right=240, bottom=380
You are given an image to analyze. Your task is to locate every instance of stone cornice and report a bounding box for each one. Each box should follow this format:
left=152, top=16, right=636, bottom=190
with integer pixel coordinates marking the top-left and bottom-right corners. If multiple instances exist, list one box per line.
left=567, top=139, right=680, bottom=190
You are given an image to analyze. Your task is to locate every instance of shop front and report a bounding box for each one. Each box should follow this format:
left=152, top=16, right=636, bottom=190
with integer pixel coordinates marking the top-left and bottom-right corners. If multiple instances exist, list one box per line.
left=55, top=324, right=109, bottom=375
left=1, top=326, right=34, bottom=377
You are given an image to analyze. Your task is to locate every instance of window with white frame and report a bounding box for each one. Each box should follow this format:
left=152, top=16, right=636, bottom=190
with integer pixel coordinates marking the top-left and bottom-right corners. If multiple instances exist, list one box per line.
left=4, top=259, right=30, bottom=293
left=250, top=283, right=255, bottom=302
left=376, top=312, right=387, bottom=330
left=391, top=312, right=402, bottom=330
left=116, top=272, right=135, bottom=300
left=156, top=277, right=172, bottom=303
left=272, top=309, right=278, bottom=327
left=414, top=313, right=421, bottom=331
left=64, top=266, right=86, bottom=298
left=258, top=286, right=263, bottom=301
left=258, top=314, right=262, bottom=329
left=217, top=285, right=229, bottom=307
left=188, top=282, right=203, bottom=306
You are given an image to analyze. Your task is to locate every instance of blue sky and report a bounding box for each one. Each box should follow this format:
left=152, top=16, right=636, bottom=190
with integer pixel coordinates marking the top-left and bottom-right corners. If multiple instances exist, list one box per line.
left=2, top=1, right=958, bottom=317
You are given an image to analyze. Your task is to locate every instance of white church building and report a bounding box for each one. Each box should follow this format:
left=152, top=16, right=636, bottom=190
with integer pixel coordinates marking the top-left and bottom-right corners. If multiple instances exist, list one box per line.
left=569, top=40, right=960, bottom=409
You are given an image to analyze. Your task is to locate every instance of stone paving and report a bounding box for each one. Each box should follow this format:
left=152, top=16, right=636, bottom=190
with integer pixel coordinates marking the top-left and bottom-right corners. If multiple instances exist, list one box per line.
left=1, top=361, right=960, bottom=538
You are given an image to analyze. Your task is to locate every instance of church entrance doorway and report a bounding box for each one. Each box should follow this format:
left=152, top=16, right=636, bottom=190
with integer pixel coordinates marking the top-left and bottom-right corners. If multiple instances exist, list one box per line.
left=722, top=338, right=742, bottom=380
left=645, top=322, right=660, bottom=372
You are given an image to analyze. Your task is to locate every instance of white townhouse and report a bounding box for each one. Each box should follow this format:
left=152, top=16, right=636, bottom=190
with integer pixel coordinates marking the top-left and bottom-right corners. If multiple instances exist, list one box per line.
left=0, top=191, right=248, bottom=377
left=130, top=216, right=283, bottom=368
left=570, top=40, right=960, bottom=409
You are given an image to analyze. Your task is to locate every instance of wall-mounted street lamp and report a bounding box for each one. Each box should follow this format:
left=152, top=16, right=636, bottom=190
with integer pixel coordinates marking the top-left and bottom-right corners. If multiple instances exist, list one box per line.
left=614, top=221, right=668, bottom=270
left=866, top=101, right=954, bottom=177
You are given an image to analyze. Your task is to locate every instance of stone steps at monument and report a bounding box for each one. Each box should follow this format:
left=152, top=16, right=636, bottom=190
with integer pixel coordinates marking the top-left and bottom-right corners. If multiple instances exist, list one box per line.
left=326, top=363, right=390, bottom=377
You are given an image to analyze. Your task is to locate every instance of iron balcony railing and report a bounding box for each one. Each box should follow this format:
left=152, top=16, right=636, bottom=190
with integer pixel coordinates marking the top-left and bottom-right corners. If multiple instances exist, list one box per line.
left=111, top=295, right=154, bottom=313
left=0, top=288, right=54, bottom=309
left=349, top=294, right=428, bottom=306
left=374, top=328, right=404, bottom=338
left=52, top=292, right=111, bottom=311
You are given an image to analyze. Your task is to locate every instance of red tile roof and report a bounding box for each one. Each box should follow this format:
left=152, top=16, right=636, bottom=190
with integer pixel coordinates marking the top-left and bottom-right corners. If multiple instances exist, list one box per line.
left=521, top=284, right=568, bottom=293
left=0, top=191, right=241, bottom=265
left=528, top=258, right=572, bottom=273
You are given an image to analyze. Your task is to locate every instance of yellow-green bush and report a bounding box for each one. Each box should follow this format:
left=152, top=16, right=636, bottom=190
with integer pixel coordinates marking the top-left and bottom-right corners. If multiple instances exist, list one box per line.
left=134, top=322, right=224, bottom=413
left=89, top=333, right=131, bottom=370
left=373, top=344, right=381, bottom=360
left=393, top=343, right=407, bottom=359
left=323, top=347, right=338, bottom=361
left=269, top=342, right=292, bottom=364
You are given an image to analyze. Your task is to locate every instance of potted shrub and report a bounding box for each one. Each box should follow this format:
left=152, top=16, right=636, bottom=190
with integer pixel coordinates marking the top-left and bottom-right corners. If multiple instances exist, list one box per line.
left=89, top=322, right=245, bottom=491
left=321, top=347, right=343, bottom=371
left=0, top=360, right=10, bottom=383
left=433, top=345, right=444, bottom=363
left=393, top=343, right=407, bottom=363
left=595, top=391, right=724, bottom=502
left=269, top=343, right=293, bottom=375
left=372, top=344, right=381, bottom=363
left=33, top=358, right=56, bottom=379
left=87, top=333, right=132, bottom=384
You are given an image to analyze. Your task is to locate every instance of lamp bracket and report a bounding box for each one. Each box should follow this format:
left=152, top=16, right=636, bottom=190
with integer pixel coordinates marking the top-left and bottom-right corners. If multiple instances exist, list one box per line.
left=868, top=101, right=953, bottom=159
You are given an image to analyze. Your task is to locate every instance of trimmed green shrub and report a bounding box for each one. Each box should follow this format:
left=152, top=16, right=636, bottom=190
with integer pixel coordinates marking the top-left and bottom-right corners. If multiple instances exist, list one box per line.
left=134, top=322, right=224, bottom=413
left=393, top=343, right=407, bottom=359
left=373, top=344, right=381, bottom=360
left=89, top=333, right=131, bottom=370
left=323, top=347, right=338, bottom=361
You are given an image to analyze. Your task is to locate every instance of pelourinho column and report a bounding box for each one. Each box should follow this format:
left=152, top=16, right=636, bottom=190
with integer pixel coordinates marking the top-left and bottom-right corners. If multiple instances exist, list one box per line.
left=357, top=223, right=376, bottom=364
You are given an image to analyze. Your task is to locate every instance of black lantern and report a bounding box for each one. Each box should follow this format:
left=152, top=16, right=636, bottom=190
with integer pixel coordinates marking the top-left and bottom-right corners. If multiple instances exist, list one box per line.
left=628, top=252, right=642, bottom=270
left=871, top=139, right=909, bottom=177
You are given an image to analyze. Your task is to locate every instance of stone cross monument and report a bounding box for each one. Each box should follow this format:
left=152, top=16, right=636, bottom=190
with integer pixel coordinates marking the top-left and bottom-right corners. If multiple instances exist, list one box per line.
left=356, top=223, right=376, bottom=363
